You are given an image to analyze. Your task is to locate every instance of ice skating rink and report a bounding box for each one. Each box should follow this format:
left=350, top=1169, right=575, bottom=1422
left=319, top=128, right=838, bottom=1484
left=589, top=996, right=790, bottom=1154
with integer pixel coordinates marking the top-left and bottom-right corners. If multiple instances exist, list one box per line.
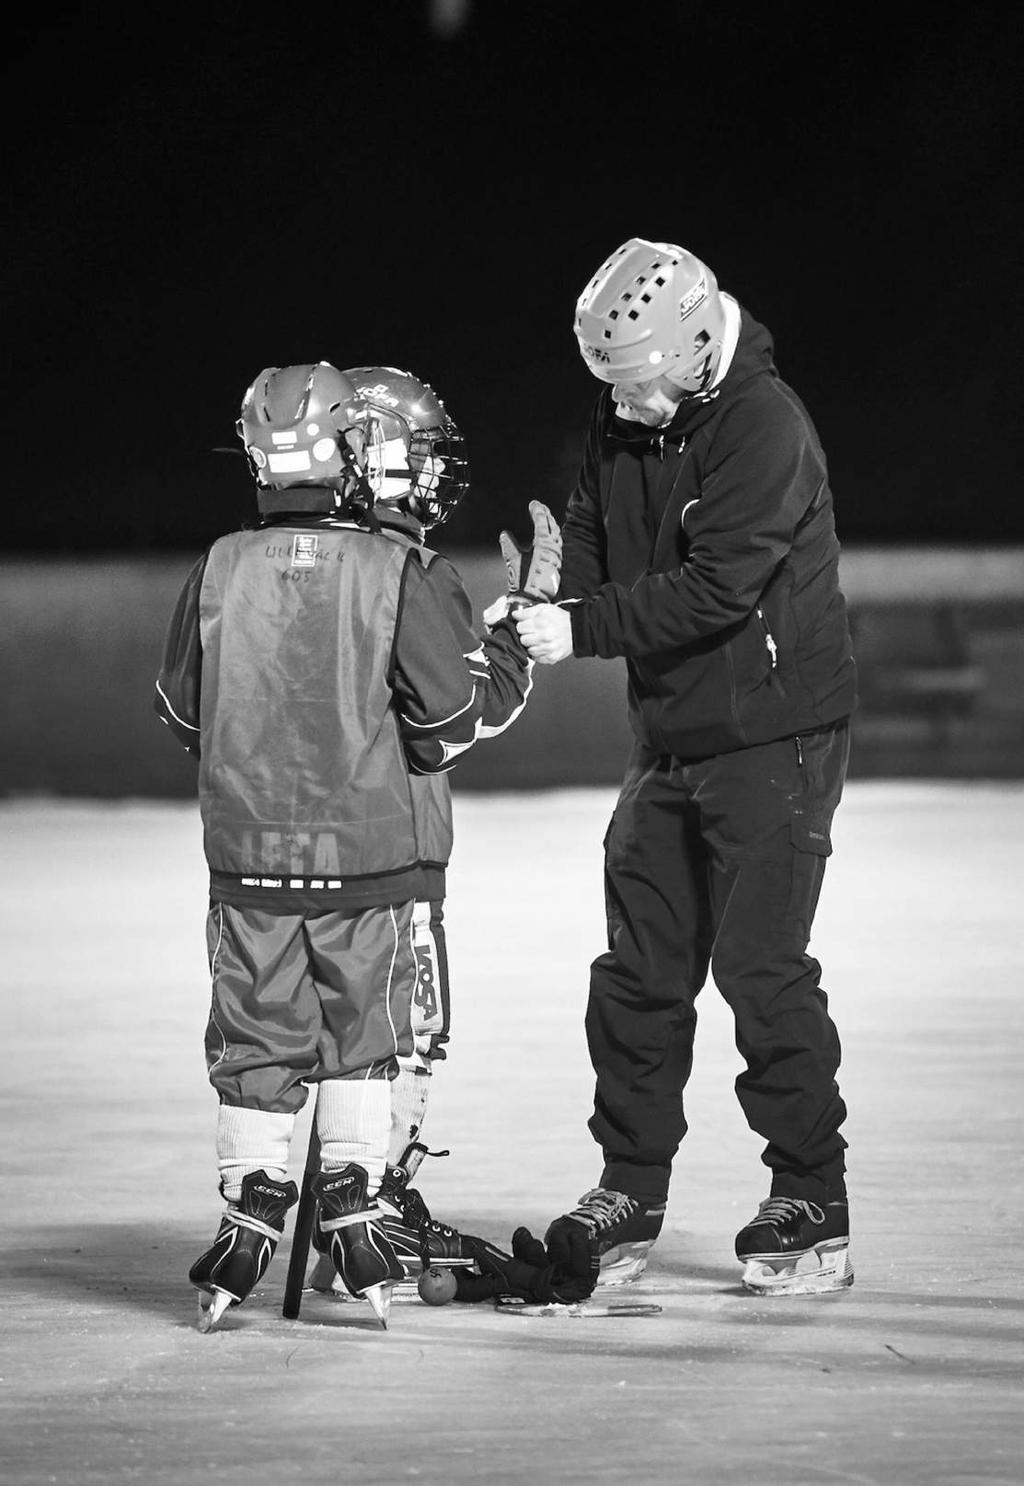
left=2, top=783, right=1022, bottom=1486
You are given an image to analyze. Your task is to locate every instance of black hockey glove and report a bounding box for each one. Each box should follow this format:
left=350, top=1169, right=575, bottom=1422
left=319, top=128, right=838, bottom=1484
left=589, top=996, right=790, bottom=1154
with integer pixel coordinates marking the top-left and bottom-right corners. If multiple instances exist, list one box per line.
left=499, top=500, right=562, bottom=609
left=453, top=1227, right=597, bottom=1304
left=544, top=1214, right=600, bottom=1291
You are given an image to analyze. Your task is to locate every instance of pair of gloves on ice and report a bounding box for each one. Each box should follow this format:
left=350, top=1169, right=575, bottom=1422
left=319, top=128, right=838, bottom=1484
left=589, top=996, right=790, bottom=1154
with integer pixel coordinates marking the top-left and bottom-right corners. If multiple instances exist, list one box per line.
left=452, top=1220, right=599, bottom=1306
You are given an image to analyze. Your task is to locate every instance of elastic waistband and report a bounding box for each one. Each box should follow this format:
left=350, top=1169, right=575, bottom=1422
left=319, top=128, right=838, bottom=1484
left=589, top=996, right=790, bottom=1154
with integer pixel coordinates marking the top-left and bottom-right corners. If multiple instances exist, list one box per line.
left=210, top=865, right=446, bottom=915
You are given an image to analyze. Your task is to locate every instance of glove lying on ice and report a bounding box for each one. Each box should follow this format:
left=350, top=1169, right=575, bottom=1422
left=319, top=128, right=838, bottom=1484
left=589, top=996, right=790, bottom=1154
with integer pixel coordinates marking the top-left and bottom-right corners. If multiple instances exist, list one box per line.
left=544, top=1211, right=601, bottom=1281
left=484, top=501, right=562, bottom=626
left=453, top=1227, right=599, bottom=1304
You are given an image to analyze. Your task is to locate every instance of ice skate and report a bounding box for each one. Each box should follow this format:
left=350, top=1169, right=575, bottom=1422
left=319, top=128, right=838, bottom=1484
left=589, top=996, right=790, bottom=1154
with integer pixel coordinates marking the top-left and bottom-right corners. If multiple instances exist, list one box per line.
left=735, top=1197, right=853, bottom=1296
left=309, top=1143, right=471, bottom=1299
left=546, top=1188, right=666, bottom=1286
left=189, top=1169, right=298, bottom=1332
left=377, top=1142, right=474, bottom=1282
left=311, top=1164, right=404, bottom=1326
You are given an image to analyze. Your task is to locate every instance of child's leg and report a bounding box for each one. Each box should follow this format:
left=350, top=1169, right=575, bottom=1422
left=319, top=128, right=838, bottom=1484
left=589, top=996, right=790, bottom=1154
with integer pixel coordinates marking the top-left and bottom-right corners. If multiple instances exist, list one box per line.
left=306, top=900, right=418, bottom=1194
left=316, top=1077, right=391, bottom=1193
left=388, top=898, right=450, bottom=1162
left=204, top=903, right=322, bottom=1197
left=216, top=1105, right=295, bottom=1201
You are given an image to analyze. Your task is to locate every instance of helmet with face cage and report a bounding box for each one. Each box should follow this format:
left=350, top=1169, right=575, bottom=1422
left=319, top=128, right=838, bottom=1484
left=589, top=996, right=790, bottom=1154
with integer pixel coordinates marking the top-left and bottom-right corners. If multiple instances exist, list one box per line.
left=343, top=366, right=470, bottom=529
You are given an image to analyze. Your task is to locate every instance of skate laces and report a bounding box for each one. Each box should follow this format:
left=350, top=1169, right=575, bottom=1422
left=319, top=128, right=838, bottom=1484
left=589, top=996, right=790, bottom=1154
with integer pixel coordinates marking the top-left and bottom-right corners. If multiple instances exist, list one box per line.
left=385, top=1176, right=460, bottom=1240
left=222, top=1209, right=283, bottom=1242
left=754, top=1197, right=825, bottom=1226
left=568, top=1188, right=636, bottom=1234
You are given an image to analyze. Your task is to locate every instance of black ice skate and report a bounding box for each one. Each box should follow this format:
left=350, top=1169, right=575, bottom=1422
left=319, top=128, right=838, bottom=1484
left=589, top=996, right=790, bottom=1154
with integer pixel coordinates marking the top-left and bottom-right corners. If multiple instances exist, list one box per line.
left=189, top=1169, right=298, bottom=1332
left=309, top=1143, right=471, bottom=1300
left=735, top=1197, right=853, bottom=1296
left=311, top=1164, right=404, bottom=1326
left=546, top=1187, right=666, bottom=1286
left=377, top=1142, right=474, bottom=1281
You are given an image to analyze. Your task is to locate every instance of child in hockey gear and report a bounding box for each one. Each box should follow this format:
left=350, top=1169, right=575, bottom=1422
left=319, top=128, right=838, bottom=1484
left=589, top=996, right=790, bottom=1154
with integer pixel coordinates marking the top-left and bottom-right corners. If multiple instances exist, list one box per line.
left=157, top=362, right=548, bottom=1330
left=545, top=1188, right=666, bottom=1289
left=734, top=1197, right=853, bottom=1296
left=334, top=367, right=562, bottom=1257
left=190, top=1170, right=298, bottom=1332
left=311, top=1165, right=405, bottom=1326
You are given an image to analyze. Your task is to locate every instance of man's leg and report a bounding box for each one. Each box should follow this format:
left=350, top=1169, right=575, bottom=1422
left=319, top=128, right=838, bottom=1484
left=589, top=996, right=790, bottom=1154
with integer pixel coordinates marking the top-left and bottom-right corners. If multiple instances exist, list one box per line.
left=698, top=724, right=852, bottom=1293
left=545, top=747, right=712, bottom=1285
left=587, top=747, right=712, bottom=1203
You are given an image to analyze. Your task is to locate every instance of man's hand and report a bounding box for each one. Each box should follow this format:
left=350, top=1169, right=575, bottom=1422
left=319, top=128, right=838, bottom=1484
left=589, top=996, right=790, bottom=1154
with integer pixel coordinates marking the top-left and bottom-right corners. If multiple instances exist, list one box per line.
left=515, top=603, right=573, bottom=664
left=499, top=500, right=562, bottom=608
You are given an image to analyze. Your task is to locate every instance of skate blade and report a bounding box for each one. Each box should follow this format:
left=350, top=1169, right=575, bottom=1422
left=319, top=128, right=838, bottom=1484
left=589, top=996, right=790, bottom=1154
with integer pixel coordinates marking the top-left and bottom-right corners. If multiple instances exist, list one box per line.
left=196, top=1288, right=233, bottom=1333
left=742, top=1243, right=854, bottom=1296
left=362, top=1282, right=393, bottom=1328
left=495, top=1294, right=662, bottom=1318
left=596, top=1241, right=652, bottom=1287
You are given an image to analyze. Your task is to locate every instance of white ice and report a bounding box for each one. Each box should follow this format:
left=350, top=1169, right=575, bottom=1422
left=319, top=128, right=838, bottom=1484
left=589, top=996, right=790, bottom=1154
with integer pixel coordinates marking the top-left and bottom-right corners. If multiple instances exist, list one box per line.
left=1, top=784, right=1022, bottom=1485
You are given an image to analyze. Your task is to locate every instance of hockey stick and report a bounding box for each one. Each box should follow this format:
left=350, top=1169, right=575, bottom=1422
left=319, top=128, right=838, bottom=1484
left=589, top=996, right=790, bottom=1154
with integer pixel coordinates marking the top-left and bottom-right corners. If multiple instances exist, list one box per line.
left=282, top=1113, right=321, bottom=1320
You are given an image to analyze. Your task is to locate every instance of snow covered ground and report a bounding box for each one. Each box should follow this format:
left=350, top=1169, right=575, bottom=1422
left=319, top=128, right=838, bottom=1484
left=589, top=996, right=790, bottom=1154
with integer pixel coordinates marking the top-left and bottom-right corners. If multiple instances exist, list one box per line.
left=2, top=784, right=1022, bottom=1485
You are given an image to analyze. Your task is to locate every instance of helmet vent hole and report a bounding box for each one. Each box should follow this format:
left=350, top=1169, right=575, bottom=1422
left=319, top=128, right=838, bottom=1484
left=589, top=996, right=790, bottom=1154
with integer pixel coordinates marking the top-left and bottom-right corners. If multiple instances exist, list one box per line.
left=609, top=309, right=619, bottom=321
left=640, top=293, right=652, bottom=303
left=627, top=309, right=640, bottom=320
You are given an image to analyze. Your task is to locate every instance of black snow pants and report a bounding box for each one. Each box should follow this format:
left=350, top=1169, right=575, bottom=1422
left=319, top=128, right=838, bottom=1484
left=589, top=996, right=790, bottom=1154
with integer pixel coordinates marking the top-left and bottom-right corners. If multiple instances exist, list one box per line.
left=588, top=721, right=850, bottom=1207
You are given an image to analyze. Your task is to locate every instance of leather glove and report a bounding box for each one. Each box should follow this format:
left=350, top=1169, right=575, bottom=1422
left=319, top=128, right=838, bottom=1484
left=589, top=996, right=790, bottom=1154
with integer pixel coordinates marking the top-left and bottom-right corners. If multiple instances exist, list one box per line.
left=498, top=500, right=562, bottom=610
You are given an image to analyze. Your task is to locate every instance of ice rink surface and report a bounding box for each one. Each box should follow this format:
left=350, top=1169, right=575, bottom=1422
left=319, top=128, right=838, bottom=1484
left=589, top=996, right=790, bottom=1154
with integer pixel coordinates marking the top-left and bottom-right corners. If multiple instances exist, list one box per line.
left=2, top=783, right=1022, bottom=1485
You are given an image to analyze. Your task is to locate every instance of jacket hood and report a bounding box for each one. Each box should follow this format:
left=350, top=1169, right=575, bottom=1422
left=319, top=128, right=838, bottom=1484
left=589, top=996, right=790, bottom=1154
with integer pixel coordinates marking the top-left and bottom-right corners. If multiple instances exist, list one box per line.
left=604, top=306, right=777, bottom=449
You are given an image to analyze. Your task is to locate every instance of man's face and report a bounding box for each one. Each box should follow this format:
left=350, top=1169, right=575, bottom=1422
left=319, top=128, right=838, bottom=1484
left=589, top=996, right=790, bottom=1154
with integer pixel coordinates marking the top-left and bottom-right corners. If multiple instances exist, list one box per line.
left=611, top=372, right=687, bottom=427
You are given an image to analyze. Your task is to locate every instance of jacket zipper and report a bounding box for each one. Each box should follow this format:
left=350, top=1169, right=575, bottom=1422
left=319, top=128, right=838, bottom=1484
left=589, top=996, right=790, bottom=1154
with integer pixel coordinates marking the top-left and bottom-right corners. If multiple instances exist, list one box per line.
left=756, top=606, right=778, bottom=669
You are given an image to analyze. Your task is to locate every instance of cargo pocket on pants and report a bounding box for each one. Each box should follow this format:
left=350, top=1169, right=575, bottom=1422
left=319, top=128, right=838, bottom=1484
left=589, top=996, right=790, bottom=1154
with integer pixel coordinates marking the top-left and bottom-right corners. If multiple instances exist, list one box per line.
left=787, top=813, right=832, bottom=937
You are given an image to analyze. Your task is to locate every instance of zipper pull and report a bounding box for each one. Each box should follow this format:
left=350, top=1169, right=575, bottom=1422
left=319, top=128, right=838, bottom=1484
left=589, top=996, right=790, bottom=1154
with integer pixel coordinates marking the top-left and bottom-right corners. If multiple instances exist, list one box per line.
left=757, top=606, right=778, bottom=668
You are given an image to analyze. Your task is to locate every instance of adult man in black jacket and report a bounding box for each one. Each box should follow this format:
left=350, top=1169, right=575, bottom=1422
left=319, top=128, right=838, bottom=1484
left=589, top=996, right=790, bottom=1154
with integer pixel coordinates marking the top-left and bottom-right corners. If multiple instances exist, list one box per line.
left=516, top=238, right=858, bottom=1296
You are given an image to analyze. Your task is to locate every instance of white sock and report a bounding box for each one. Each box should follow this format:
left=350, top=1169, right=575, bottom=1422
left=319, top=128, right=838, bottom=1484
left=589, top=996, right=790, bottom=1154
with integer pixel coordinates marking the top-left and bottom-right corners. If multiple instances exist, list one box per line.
left=317, top=1078, right=390, bottom=1195
left=387, top=1062, right=431, bottom=1165
left=216, top=1105, right=294, bottom=1202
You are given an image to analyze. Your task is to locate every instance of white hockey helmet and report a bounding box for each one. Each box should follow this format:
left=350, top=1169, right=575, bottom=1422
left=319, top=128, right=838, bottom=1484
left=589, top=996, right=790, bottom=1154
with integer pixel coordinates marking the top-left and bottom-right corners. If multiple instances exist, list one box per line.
left=574, top=238, right=726, bottom=391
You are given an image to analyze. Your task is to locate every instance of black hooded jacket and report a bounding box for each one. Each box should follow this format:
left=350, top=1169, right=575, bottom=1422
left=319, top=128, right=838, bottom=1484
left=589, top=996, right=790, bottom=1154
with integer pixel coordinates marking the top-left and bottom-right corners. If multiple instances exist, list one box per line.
left=560, top=307, right=857, bottom=760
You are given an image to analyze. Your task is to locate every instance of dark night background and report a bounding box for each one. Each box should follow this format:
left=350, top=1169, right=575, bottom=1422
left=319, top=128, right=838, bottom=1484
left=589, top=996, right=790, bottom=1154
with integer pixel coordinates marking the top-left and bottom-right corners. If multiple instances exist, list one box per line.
left=4, top=1, right=1021, bottom=557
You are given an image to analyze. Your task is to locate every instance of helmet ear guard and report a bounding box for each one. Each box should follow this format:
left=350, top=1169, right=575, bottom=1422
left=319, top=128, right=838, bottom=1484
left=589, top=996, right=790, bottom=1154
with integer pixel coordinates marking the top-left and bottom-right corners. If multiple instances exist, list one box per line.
left=574, top=238, right=726, bottom=389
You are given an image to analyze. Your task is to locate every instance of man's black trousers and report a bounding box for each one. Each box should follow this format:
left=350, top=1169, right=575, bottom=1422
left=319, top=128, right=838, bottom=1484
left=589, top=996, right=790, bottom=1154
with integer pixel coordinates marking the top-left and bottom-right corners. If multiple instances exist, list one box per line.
left=589, top=722, right=850, bottom=1206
